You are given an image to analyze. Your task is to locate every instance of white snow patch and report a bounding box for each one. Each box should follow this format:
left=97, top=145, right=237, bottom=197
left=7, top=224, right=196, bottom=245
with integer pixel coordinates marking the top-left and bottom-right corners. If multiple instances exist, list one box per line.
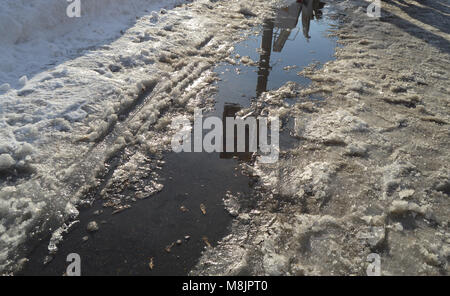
left=0, top=0, right=186, bottom=88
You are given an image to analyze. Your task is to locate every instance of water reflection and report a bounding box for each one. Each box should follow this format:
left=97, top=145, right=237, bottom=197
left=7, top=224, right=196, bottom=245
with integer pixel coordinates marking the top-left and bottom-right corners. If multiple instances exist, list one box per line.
left=219, top=103, right=253, bottom=162
left=301, top=0, right=325, bottom=39
left=257, top=21, right=274, bottom=97
left=219, top=0, right=326, bottom=161
left=257, top=0, right=325, bottom=95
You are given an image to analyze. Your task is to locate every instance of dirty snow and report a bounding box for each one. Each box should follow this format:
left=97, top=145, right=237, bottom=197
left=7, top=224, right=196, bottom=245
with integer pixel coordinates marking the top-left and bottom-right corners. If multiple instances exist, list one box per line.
left=2, top=0, right=448, bottom=276
left=192, top=0, right=449, bottom=275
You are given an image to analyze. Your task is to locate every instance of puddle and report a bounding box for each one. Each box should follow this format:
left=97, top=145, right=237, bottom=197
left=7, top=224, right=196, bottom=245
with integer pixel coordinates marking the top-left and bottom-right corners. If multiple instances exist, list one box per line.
left=212, top=0, right=337, bottom=154
left=20, top=0, right=337, bottom=276
left=214, top=0, right=336, bottom=112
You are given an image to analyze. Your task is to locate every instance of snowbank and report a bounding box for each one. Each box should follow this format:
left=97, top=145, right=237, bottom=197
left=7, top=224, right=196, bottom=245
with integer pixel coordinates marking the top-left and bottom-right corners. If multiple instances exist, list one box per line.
left=0, top=0, right=185, bottom=88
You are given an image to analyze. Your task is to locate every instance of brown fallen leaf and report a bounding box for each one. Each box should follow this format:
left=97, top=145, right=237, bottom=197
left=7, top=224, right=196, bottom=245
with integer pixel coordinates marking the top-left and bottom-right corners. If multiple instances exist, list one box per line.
left=202, top=236, right=211, bottom=248
left=75, top=135, right=90, bottom=142
left=180, top=205, right=189, bottom=212
left=135, top=192, right=150, bottom=200
left=165, top=242, right=175, bottom=253
left=112, top=204, right=131, bottom=215
left=200, top=203, right=207, bottom=215
left=148, top=257, right=154, bottom=270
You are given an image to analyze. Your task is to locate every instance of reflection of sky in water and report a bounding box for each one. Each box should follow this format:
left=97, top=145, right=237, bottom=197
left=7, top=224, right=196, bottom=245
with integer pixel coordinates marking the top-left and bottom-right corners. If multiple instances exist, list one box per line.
left=213, top=2, right=337, bottom=112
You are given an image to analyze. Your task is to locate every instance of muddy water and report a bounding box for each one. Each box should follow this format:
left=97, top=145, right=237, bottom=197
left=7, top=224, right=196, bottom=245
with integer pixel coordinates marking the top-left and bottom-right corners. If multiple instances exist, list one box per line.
left=20, top=1, right=337, bottom=276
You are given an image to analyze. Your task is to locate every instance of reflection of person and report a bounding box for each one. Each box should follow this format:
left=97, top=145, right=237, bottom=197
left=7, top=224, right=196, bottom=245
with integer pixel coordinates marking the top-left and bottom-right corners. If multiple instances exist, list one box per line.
left=256, top=0, right=326, bottom=95
left=301, top=0, right=314, bottom=39
left=273, top=2, right=302, bottom=52
left=274, top=2, right=302, bottom=29
left=313, top=0, right=325, bottom=20
left=301, top=0, right=325, bottom=39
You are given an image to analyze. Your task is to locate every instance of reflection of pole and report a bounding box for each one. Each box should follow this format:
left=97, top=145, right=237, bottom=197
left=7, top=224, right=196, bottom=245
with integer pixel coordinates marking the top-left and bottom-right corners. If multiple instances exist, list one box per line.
left=256, top=20, right=274, bottom=97
left=220, top=103, right=252, bottom=162
left=221, top=103, right=241, bottom=159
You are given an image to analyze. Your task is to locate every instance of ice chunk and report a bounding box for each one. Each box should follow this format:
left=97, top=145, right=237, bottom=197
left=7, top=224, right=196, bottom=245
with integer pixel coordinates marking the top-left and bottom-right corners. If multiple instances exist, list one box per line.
left=18, top=75, right=28, bottom=88
left=14, top=143, right=33, bottom=159
left=149, top=11, right=159, bottom=23
left=0, top=154, right=15, bottom=171
left=86, top=221, right=99, bottom=232
left=0, top=83, right=10, bottom=93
